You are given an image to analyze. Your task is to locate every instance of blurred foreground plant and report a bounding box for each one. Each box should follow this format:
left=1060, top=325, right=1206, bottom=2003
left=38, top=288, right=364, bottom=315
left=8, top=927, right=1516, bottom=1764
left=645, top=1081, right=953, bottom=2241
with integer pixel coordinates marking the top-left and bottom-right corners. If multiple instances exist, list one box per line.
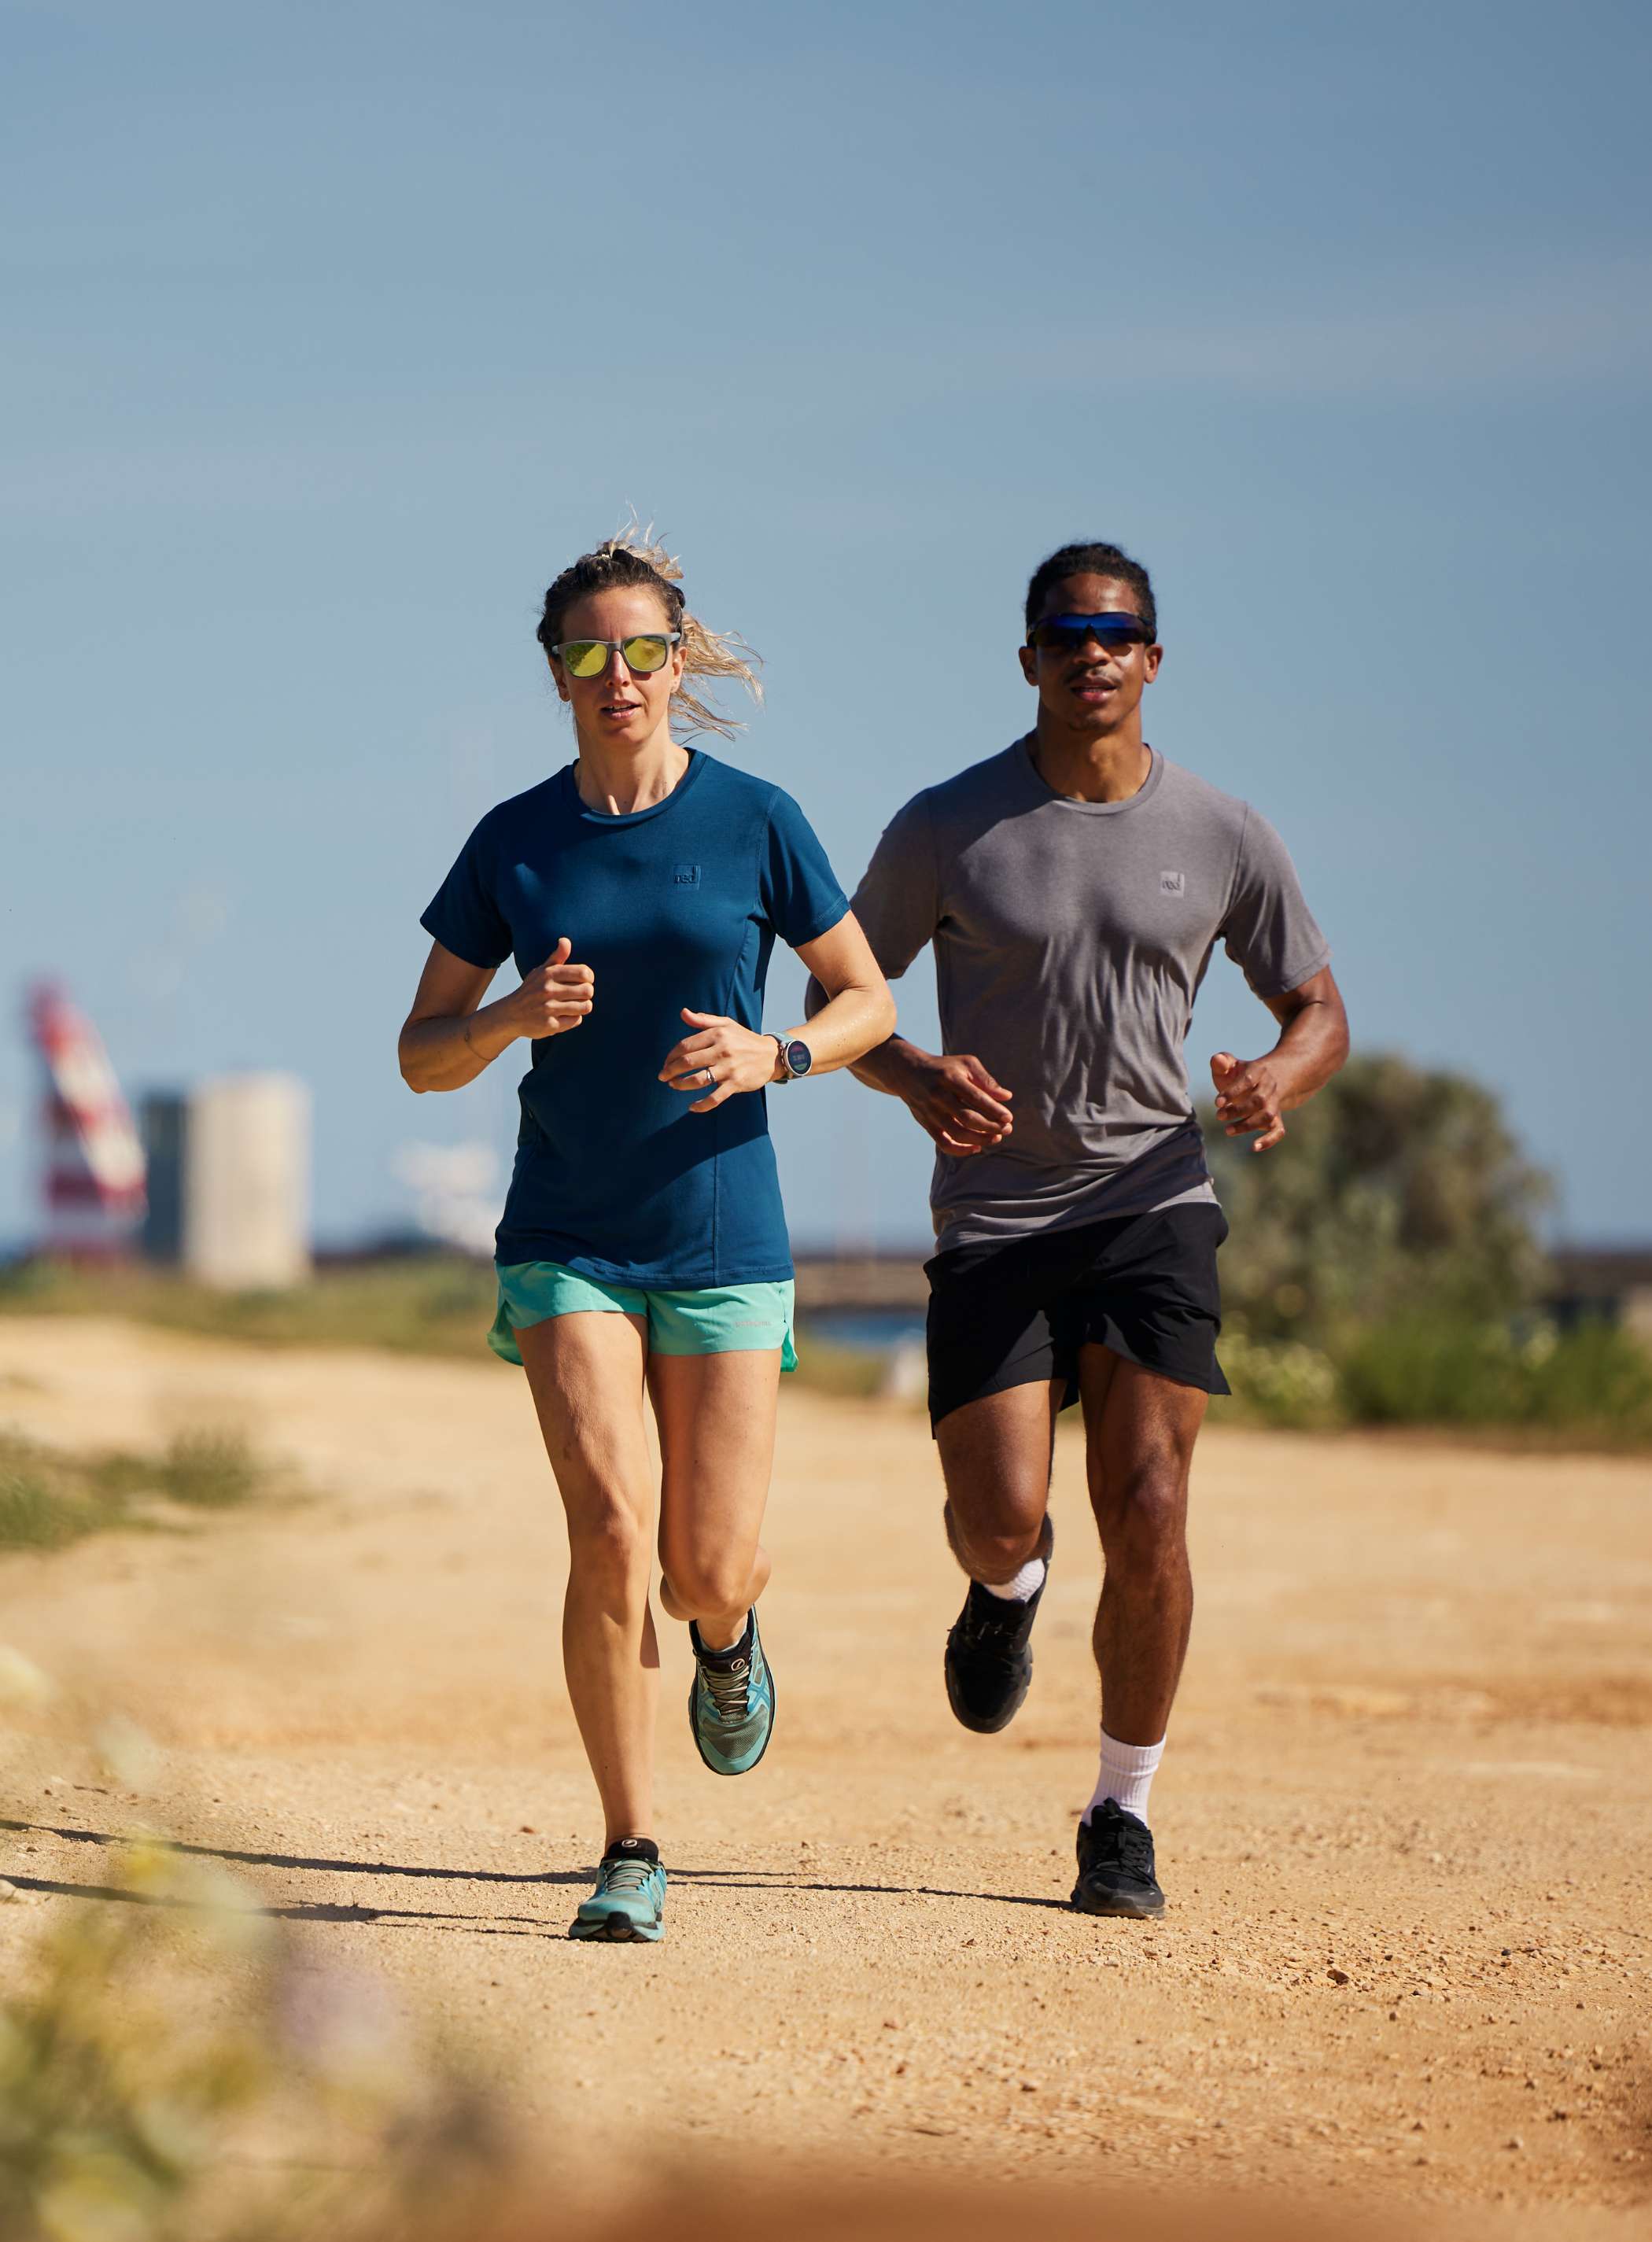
left=0, top=1656, right=507, bottom=2242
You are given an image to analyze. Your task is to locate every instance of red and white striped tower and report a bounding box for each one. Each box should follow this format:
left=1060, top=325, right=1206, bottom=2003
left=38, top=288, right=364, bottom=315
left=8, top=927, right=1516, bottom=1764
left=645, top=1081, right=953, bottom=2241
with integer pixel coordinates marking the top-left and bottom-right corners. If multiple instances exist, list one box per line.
left=27, top=983, right=146, bottom=1258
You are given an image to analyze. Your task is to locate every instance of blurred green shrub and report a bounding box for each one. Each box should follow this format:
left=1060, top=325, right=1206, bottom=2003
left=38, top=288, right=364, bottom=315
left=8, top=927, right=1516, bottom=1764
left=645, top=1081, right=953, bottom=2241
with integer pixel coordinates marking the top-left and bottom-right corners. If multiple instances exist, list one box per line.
left=1211, top=1331, right=1343, bottom=1430
left=1337, top=1315, right=1652, bottom=1441
left=1190, top=1053, right=1652, bottom=1444
left=1203, top=1053, right=1551, bottom=1345
left=151, top=1430, right=261, bottom=1509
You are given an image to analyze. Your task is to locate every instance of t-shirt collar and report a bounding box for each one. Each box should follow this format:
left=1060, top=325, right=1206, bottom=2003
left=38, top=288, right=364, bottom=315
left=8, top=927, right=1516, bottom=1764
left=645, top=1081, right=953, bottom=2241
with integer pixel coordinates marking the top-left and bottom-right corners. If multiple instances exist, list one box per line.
left=1012, top=736, right=1163, bottom=816
left=563, top=747, right=707, bottom=825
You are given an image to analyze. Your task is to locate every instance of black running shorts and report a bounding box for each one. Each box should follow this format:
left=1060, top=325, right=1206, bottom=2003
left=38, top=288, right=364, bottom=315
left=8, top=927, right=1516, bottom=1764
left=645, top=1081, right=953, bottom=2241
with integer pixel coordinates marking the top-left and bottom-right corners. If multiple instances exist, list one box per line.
left=924, top=1202, right=1230, bottom=1433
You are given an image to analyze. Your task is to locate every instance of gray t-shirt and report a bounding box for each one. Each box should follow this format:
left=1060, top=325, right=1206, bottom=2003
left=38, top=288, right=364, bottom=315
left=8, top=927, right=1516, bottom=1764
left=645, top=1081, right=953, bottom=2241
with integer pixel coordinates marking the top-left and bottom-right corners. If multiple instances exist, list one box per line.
left=850, top=739, right=1331, bottom=1251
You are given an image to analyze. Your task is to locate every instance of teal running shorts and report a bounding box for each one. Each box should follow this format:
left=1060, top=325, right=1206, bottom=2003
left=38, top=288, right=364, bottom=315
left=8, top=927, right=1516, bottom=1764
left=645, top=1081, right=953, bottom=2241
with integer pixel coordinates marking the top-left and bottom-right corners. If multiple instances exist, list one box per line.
left=489, top=1261, right=798, bottom=1372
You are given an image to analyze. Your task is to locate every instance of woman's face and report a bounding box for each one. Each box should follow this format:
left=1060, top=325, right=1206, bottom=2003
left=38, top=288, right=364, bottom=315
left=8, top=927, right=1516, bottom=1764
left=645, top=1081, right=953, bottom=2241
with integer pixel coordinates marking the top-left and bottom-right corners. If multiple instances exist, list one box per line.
left=547, top=586, right=686, bottom=748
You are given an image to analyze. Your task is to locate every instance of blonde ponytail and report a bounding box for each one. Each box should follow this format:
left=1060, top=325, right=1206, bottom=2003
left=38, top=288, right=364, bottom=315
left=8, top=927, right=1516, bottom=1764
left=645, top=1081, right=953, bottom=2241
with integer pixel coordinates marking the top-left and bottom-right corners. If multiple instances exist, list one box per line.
left=537, top=519, right=763, bottom=743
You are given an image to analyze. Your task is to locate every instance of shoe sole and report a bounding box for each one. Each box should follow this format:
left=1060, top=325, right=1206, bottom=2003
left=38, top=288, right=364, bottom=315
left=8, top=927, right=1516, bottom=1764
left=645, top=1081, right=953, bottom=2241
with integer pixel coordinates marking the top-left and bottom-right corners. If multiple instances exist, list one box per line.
left=943, top=1639, right=1031, bottom=1734
left=688, top=1663, right=777, bottom=1776
left=1069, top=1881, right=1166, bottom=1920
left=568, top=1913, right=665, bottom=1943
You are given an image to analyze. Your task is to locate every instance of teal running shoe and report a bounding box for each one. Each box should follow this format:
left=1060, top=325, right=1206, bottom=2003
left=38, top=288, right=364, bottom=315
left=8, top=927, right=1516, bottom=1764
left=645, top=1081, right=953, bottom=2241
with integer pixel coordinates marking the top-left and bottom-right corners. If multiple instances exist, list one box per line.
left=688, top=1610, right=775, bottom=1776
left=568, top=1837, right=666, bottom=1942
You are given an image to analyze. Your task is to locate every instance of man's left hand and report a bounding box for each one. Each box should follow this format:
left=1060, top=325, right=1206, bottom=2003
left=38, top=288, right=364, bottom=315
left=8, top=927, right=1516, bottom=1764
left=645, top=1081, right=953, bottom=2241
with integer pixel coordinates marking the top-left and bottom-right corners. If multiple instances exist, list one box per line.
left=1210, top=1050, right=1287, bottom=1152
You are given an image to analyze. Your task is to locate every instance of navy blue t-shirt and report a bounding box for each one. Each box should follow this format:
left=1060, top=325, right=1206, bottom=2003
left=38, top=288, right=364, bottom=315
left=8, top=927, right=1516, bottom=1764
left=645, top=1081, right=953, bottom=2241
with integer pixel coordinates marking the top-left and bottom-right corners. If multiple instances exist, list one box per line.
left=420, top=751, right=849, bottom=1285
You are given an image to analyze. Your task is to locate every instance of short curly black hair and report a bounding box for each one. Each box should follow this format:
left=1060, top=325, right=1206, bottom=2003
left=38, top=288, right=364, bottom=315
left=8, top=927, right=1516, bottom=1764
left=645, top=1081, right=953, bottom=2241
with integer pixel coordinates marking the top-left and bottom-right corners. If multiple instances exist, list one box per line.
left=1023, top=540, right=1156, bottom=640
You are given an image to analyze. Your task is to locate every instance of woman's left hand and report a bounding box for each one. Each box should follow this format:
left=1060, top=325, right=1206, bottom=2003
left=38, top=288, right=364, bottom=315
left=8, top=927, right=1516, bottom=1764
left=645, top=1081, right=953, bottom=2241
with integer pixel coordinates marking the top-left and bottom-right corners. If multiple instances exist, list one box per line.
left=658, top=1009, right=778, bottom=1112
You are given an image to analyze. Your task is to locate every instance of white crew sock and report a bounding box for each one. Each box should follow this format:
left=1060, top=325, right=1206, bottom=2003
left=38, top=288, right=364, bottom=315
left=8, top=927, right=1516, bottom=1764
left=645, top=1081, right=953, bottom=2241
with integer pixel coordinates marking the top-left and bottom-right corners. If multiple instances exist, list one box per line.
left=1082, top=1728, right=1165, bottom=1824
left=983, top=1555, right=1046, bottom=1603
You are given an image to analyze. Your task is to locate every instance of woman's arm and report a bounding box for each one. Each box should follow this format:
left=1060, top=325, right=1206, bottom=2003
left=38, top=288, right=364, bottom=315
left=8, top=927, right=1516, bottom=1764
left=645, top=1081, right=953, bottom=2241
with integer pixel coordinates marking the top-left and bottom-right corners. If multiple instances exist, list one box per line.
left=656, top=911, right=896, bottom=1113
left=784, top=910, right=898, bottom=1075
left=398, top=938, right=595, bottom=1093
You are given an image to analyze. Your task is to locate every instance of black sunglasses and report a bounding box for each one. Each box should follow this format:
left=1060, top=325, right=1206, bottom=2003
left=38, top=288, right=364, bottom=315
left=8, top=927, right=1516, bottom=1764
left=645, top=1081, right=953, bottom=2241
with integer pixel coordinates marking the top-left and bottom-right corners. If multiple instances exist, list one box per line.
left=1027, top=612, right=1153, bottom=654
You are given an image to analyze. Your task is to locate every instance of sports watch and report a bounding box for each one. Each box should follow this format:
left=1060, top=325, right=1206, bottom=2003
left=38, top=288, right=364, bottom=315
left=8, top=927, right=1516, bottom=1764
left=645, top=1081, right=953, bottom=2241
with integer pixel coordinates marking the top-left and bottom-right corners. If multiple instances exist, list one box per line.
left=770, top=1034, right=814, bottom=1083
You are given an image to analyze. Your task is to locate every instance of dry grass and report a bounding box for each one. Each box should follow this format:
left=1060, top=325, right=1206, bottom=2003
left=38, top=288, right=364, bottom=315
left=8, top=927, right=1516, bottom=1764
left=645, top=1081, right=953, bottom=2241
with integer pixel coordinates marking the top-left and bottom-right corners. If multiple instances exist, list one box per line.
left=0, top=1429, right=276, bottom=1553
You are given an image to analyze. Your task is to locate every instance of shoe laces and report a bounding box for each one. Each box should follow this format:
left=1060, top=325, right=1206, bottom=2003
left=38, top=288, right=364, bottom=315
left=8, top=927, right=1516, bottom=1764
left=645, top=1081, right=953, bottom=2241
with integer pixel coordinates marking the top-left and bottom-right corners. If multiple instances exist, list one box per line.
left=1095, top=1812, right=1155, bottom=1883
left=958, top=1592, right=1027, bottom=1660
left=699, top=1654, right=751, bottom=1724
left=599, top=1855, right=655, bottom=1897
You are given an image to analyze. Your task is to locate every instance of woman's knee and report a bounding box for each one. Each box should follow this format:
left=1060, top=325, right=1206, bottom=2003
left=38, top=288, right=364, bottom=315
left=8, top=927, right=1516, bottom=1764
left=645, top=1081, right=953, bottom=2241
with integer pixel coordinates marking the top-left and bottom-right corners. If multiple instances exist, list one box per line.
left=659, top=1543, right=757, bottom=1620
left=566, top=1495, right=651, bottom=1591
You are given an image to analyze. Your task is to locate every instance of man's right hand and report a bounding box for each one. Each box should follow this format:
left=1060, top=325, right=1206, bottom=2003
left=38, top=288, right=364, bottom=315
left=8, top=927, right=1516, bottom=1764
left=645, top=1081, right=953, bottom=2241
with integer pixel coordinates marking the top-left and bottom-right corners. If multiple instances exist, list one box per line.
left=890, top=1045, right=1014, bottom=1157
left=500, top=938, right=595, bottom=1041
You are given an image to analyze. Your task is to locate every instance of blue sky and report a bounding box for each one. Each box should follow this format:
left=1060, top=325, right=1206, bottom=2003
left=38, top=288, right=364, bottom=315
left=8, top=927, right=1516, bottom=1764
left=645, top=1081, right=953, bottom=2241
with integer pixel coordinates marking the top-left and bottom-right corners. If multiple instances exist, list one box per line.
left=4, top=0, right=1649, bottom=1253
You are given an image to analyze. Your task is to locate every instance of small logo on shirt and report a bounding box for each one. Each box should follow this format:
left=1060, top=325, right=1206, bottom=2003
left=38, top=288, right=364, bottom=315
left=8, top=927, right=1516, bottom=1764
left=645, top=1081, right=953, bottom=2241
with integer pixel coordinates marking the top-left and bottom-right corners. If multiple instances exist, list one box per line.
left=1160, top=870, right=1186, bottom=896
left=673, top=864, right=701, bottom=887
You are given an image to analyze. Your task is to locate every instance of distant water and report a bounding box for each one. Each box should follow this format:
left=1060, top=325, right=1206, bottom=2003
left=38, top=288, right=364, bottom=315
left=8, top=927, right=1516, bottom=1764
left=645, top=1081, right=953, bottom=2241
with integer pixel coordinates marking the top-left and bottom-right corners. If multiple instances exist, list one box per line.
left=801, top=1307, right=925, bottom=1353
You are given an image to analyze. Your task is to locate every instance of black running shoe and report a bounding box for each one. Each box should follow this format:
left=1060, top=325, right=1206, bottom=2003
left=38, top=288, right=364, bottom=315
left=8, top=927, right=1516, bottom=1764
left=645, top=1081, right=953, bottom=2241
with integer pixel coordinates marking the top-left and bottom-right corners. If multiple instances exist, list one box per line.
left=1071, top=1799, right=1166, bottom=1919
left=943, top=1538, right=1050, bottom=1733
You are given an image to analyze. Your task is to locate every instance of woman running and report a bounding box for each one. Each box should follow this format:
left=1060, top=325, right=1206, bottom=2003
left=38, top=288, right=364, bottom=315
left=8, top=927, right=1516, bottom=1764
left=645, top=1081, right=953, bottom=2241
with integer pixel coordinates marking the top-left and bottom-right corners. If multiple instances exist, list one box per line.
left=398, top=529, right=894, bottom=1942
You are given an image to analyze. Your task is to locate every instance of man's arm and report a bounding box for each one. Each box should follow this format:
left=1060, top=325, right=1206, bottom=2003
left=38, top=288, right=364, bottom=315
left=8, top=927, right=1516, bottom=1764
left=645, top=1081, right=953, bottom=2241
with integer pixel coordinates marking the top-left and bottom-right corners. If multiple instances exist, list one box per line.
left=1209, top=964, right=1348, bottom=1152
left=811, top=787, right=1015, bottom=1158
left=804, top=979, right=1014, bottom=1158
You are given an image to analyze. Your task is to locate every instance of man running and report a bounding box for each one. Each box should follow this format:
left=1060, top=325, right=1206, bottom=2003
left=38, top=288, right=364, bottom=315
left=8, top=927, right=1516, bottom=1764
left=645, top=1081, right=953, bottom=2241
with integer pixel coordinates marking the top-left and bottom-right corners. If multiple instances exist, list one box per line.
left=812, top=540, right=1347, bottom=1918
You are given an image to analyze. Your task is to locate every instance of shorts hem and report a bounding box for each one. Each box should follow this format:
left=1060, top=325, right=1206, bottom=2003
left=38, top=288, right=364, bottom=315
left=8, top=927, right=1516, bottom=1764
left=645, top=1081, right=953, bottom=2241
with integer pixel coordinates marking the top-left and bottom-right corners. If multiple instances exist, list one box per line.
left=927, top=1337, right=1226, bottom=1434
left=489, top=1267, right=796, bottom=1374
left=494, top=1251, right=797, bottom=1288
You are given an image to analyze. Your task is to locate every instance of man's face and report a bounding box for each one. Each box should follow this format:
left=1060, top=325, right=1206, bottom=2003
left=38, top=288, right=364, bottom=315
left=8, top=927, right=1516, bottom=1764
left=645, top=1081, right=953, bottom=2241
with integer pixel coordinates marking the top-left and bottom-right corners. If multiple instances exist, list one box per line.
left=1017, top=572, right=1162, bottom=736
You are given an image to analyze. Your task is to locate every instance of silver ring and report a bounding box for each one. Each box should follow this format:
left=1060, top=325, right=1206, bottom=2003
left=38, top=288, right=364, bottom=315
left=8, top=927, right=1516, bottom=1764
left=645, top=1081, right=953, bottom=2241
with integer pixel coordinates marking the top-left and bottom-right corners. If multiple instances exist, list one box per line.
left=700, top=1068, right=715, bottom=1087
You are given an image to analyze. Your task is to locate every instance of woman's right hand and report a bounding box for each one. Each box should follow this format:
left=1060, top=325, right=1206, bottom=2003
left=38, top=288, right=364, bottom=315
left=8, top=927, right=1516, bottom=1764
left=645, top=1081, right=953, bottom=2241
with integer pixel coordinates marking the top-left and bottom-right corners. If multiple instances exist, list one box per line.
left=500, top=938, right=595, bottom=1040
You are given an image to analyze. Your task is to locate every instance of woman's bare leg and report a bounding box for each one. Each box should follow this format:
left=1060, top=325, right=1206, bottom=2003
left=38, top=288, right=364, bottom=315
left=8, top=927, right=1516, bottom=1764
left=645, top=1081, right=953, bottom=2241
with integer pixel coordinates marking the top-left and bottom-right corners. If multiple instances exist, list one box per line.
left=516, top=1311, right=658, bottom=1848
left=651, top=1350, right=781, bottom=1645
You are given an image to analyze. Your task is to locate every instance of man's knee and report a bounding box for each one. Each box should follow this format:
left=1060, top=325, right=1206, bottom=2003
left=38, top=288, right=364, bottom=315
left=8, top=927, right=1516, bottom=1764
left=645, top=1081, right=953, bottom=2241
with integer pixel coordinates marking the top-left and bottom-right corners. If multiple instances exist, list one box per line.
left=1093, top=1463, right=1188, bottom=1570
left=943, top=1497, right=1050, bottom=1583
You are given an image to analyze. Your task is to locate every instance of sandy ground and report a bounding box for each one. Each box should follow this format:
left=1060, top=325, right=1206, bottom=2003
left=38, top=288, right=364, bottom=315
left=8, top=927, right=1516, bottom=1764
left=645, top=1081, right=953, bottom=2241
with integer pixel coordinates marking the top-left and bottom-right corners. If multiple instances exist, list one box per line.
left=0, top=1315, right=1647, bottom=2235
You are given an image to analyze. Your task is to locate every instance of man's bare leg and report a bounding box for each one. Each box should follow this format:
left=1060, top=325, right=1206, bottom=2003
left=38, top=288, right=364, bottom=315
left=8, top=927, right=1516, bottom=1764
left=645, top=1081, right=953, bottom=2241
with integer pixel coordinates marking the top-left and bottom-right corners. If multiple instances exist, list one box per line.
left=1077, top=1345, right=1206, bottom=1742
left=935, top=1377, right=1063, bottom=1583
left=935, top=1378, right=1063, bottom=1731
left=1071, top=1344, right=1208, bottom=1916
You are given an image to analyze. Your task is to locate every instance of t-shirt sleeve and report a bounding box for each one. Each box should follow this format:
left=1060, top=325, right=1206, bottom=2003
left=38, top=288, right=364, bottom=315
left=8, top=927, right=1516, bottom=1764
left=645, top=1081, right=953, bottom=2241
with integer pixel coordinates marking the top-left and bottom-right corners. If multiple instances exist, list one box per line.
left=846, top=791, right=941, bottom=981
left=1219, top=806, right=1332, bottom=998
left=419, top=817, right=514, bottom=971
left=760, top=789, right=851, bottom=949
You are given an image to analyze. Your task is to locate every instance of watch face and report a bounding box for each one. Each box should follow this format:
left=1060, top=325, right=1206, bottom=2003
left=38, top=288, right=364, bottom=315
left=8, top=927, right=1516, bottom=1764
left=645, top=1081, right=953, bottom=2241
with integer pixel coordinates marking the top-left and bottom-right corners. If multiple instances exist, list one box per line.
left=784, top=1038, right=813, bottom=1078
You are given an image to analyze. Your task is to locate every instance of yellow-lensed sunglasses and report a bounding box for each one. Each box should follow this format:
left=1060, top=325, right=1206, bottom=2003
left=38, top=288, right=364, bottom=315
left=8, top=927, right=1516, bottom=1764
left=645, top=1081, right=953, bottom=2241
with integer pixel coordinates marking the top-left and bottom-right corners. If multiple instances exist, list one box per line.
left=551, top=631, right=681, bottom=678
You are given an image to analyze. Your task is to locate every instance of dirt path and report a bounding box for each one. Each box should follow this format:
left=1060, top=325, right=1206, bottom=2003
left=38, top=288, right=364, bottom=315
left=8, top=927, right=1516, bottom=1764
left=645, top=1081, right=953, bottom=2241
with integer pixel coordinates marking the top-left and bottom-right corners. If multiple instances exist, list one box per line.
left=0, top=1316, right=1647, bottom=2230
